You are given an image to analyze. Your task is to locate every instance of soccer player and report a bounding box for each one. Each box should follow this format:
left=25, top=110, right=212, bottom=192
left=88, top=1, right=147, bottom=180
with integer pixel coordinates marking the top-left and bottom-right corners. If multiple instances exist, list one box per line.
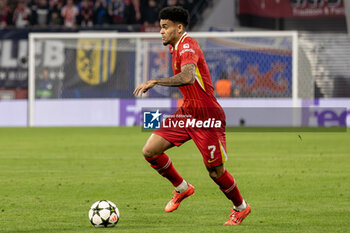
left=133, top=6, right=251, bottom=225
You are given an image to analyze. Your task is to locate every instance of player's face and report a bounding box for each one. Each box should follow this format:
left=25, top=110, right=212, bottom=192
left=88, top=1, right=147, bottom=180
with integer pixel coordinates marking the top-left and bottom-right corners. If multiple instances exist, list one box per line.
left=160, top=19, right=179, bottom=46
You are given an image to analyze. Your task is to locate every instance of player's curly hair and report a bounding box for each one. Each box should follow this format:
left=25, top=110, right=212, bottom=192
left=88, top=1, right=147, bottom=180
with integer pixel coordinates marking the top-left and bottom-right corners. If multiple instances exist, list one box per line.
left=159, top=6, right=189, bottom=28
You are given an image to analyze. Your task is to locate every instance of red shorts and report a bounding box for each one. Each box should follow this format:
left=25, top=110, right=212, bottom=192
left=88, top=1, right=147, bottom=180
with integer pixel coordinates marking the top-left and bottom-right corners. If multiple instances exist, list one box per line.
left=153, top=107, right=227, bottom=167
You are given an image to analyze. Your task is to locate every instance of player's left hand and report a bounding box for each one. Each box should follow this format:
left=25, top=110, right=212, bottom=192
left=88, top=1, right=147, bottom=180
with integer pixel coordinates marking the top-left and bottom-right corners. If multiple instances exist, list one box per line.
left=133, top=80, right=157, bottom=97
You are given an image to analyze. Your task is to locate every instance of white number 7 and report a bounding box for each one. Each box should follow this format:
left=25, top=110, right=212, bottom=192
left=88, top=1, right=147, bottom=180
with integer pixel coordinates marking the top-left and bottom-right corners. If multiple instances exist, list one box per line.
left=208, top=145, right=216, bottom=159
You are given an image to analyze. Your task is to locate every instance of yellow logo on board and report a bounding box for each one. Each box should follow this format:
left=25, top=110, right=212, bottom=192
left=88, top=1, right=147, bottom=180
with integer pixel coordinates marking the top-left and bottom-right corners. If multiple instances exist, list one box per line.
left=76, top=39, right=117, bottom=85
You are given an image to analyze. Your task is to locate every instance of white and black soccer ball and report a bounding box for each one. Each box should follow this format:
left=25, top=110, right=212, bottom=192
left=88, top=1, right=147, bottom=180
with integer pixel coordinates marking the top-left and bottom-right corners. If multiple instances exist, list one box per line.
left=89, top=200, right=120, bottom=228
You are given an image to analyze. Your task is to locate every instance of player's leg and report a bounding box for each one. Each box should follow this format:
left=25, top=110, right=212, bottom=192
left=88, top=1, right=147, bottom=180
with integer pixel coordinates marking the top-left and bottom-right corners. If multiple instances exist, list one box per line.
left=206, top=164, right=251, bottom=225
left=142, top=133, right=174, bottom=158
left=142, top=133, right=183, bottom=187
left=191, top=130, right=250, bottom=224
left=142, top=132, right=194, bottom=212
left=206, top=164, right=244, bottom=208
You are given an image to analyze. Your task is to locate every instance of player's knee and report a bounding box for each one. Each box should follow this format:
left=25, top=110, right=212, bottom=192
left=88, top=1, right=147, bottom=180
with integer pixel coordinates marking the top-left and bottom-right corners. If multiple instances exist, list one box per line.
left=209, top=170, right=219, bottom=180
left=142, top=146, right=156, bottom=158
left=207, top=167, right=220, bottom=180
left=207, top=165, right=225, bottom=180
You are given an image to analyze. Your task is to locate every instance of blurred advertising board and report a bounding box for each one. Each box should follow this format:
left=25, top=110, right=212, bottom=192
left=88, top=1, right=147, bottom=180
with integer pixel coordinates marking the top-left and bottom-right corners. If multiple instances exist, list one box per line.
left=0, top=98, right=349, bottom=127
left=239, top=0, right=345, bottom=18
left=0, top=29, right=135, bottom=99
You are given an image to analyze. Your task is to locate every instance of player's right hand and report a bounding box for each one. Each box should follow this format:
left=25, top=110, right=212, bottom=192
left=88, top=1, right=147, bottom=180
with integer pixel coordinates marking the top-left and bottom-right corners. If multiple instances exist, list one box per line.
left=133, top=80, right=157, bottom=97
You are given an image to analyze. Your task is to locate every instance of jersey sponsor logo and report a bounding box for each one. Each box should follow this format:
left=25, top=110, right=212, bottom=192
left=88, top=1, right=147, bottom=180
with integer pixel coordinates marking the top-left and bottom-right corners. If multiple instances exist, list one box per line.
left=183, top=43, right=190, bottom=48
left=179, top=48, right=195, bottom=56
left=76, top=39, right=117, bottom=85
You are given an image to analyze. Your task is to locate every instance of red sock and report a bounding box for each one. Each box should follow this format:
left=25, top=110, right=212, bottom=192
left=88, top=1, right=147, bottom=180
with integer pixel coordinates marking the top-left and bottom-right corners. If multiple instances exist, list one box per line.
left=145, top=153, right=183, bottom=187
left=214, top=170, right=243, bottom=207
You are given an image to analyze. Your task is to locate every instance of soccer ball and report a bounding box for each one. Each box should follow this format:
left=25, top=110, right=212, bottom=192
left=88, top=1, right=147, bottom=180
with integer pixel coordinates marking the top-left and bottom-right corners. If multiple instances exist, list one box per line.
left=89, top=200, right=120, bottom=228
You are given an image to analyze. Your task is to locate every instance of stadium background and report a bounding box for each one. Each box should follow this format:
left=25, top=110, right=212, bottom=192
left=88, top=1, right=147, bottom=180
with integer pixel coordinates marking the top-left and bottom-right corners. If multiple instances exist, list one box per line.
left=0, top=0, right=350, bottom=127
left=0, top=1, right=349, bottom=232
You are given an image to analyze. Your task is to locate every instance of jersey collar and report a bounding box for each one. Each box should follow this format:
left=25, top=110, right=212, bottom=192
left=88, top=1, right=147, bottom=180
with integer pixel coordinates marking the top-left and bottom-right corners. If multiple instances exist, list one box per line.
left=174, top=32, right=188, bottom=50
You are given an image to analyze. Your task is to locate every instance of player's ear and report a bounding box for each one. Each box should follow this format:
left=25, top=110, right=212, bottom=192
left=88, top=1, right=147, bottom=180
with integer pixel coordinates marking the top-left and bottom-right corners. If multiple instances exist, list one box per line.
left=177, top=23, right=184, bottom=34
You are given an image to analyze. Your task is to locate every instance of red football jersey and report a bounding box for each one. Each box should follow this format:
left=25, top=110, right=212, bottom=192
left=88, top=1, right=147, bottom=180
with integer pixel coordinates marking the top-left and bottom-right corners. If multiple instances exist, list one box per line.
left=169, top=32, right=221, bottom=109
left=154, top=33, right=227, bottom=167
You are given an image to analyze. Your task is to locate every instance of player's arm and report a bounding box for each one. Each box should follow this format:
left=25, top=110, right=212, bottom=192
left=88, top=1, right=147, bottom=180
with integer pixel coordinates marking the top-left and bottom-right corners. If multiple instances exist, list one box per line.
left=154, top=63, right=196, bottom=87
left=133, top=63, right=196, bottom=96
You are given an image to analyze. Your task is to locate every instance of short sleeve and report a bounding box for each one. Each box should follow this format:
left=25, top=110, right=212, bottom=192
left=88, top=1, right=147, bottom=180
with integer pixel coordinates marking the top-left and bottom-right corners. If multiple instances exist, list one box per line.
left=178, top=39, right=199, bottom=67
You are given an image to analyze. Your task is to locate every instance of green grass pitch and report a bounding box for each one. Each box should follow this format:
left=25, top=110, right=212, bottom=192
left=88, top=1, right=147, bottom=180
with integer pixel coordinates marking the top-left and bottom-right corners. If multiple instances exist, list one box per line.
left=0, top=127, right=349, bottom=233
